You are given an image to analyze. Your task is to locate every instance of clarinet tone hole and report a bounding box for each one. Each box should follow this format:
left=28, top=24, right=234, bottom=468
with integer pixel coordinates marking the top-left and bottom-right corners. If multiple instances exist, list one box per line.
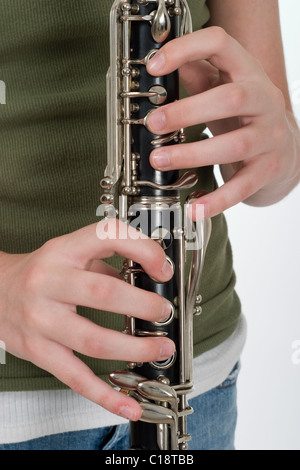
left=150, top=351, right=177, bottom=370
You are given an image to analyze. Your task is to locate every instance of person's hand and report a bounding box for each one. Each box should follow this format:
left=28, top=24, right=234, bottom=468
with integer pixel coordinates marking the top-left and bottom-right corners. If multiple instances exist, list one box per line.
left=0, top=221, right=175, bottom=421
left=146, top=27, right=300, bottom=218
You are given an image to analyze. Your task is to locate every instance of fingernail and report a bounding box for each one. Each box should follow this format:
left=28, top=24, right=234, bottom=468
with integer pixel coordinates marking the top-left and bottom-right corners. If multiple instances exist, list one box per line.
left=162, top=258, right=174, bottom=279
left=147, top=110, right=166, bottom=133
left=147, top=51, right=165, bottom=73
left=160, top=341, right=175, bottom=360
left=152, top=151, right=170, bottom=170
left=119, top=406, right=139, bottom=422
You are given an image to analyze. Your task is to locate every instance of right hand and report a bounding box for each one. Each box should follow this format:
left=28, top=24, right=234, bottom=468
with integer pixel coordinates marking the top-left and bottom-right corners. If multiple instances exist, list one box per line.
left=0, top=220, right=175, bottom=421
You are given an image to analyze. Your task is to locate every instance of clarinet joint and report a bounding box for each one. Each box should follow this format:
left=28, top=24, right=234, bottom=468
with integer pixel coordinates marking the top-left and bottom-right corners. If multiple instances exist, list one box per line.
left=102, top=0, right=211, bottom=450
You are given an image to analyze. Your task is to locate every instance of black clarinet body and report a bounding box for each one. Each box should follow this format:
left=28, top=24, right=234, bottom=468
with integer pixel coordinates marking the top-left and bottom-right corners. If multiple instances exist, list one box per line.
left=100, top=0, right=211, bottom=450
left=130, top=3, right=180, bottom=451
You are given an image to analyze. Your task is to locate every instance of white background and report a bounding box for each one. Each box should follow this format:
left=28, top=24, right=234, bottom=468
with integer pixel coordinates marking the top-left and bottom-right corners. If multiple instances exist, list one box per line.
left=215, top=0, right=300, bottom=451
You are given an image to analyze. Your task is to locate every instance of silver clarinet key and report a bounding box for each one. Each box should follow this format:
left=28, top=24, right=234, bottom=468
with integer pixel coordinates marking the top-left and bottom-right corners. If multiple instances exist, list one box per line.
left=137, top=380, right=178, bottom=414
left=140, top=402, right=178, bottom=450
left=151, top=0, right=171, bottom=43
left=109, top=370, right=147, bottom=390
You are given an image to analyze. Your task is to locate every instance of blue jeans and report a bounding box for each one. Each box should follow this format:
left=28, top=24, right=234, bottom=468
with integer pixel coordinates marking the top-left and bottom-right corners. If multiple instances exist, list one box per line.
left=0, top=363, right=240, bottom=451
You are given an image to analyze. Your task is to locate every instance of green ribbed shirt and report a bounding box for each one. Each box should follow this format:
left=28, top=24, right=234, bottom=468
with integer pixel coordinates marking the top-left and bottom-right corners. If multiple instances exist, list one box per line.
left=0, top=0, right=241, bottom=391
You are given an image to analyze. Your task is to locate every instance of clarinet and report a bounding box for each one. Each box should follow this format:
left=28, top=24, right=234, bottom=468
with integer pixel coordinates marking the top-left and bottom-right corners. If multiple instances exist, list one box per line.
left=100, top=0, right=212, bottom=450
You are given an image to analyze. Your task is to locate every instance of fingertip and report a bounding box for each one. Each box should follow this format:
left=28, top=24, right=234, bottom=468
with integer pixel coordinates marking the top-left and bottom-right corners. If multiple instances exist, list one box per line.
left=188, top=200, right=210, bottom=221
left=150, top=150, right=171, bottom=170
left=159, top=339, right=176, bottom=361
left=146, top=109, right=166, bottom=134
left=118, top=401, right=142, bottom=422
left=142, top=241, right=174, bottom=284
left=147, top=51, right=165, bottom=75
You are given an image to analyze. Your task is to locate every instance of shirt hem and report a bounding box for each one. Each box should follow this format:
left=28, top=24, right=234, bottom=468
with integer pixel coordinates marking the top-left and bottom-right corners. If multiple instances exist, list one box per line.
left=0, top=315, right=247, bottom=444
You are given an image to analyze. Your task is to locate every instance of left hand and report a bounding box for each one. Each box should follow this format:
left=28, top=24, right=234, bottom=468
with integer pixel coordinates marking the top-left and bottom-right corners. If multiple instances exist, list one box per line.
left=146, top=27, right=300, bottom=219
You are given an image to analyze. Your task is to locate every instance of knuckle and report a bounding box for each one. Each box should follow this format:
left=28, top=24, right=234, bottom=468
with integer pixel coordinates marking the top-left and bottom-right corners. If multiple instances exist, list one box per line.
left=21, top=336, right=41, bottom=363
left=23, top=262, right=45, bottom=294
left=41, top=236, right=61, bottom=253
left=211, top=26, right=229, bottom=51
left=232, top=134, right=251, bottom=159
left=227, top=84, right=248, bottom=112
left=239, top=177, right=254, bottom=201
left=96, top=218, right=118, bottom=242
left=39, top=237, right=64, bottom=263
left=83, top=335, right=103, bottom=358
left=90, top=277, right=112, bottom=303
left=22, top=303, right=50, bottom=338
left=67, top=374, right=88, bottom=397
left=23, top=307, right=39, bottom=330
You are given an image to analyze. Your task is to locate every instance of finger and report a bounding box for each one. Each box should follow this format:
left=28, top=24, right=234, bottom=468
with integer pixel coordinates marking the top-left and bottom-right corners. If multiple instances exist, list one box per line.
left=188, top=158, right=269, bottom=219
left=47, top=268, right=173, bottom=322
left=150, top=126, right=271, bottom=171
left=147, top=26, right=261, bottom=81
left=60, top=221, right=173, bottom=284
left=179, top=60, right=221, bottom=96
left=147, top=82, right=271, bottom=136
left=30, top=340, right=143, bottom=421
left=88, top=259, right=121, bottom=278
left=44, top=310, right=176, bottom=364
